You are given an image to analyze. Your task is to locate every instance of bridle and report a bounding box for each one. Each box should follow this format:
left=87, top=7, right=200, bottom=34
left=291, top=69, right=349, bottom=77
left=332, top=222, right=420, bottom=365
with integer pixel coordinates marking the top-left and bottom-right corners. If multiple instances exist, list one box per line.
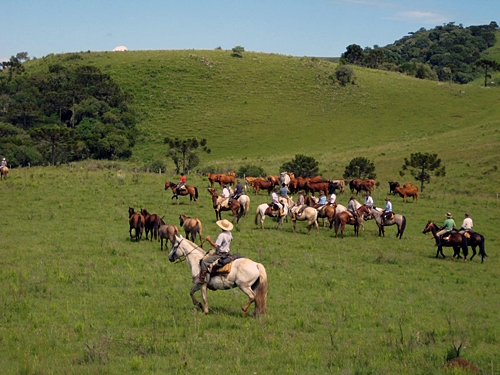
left=170, top=238, right=204, bottom=264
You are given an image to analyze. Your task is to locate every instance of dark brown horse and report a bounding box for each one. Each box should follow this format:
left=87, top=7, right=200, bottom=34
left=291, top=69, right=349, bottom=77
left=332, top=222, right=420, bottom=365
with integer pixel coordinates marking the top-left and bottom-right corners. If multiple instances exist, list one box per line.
left=179, top=214, right=203, bottom=246
left=165, top=181, right=198, bottom=203
left=466, top=231, right=487, bottom=263
left=140, top=208, right=161, bottom=241
left=421, top=221, right=468, bottom=261
left=207, top=188, right=244, bottom=223
left=128, top=207, right=145, bottom=241
left=157, top=216, right=179, bottom=251
left=334, top=205, right=371, bottom=238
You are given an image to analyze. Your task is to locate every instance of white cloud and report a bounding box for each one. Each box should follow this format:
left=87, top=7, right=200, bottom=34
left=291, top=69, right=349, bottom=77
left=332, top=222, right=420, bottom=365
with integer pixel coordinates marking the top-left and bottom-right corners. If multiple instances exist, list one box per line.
left=387, top=11, right=449, bottom=24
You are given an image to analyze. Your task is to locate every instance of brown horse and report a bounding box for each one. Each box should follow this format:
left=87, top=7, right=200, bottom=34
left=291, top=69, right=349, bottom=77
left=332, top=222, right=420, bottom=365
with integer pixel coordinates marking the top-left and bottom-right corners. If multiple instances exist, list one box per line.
left=140, top=208, right=161, bottom=241
left=207, top=188, right=244, bottom=223
left=128, top=207, right=145, bottom=241
left=179, top=214, right=203, bottom=246
left=304, top=195, right=336, bottom=229
left=466, top=231, right=487, bottom=263
left=0, top=166, right=8, bottom=180
left=421, top=221, right=468, bottom=261
left=334, top=205, right=371, bottom=238
left=157, top=217, right=179, bottom=251
left=165, top=181, right=198, bottom=203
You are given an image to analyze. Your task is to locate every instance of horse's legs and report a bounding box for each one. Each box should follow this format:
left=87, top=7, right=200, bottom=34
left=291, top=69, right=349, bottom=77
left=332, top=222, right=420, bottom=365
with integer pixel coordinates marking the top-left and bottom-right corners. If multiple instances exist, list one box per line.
left=190, top=284, right=204, bottom=310
left=238, top=284, right=256, bottom=316
left=470, top=245, right=477, bottom=261
left=200, top=284, right=209, bottom=314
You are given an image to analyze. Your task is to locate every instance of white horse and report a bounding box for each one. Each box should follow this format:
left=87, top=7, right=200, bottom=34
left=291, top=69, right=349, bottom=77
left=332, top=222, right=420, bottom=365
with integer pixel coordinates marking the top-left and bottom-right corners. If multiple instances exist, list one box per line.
left=168, top=235, right=268, bottom=316
left=288, top=206, right=319, bottom=234
left=237, top=194, right=250, bottom=216
left=254, top=201, right=289, bottom=229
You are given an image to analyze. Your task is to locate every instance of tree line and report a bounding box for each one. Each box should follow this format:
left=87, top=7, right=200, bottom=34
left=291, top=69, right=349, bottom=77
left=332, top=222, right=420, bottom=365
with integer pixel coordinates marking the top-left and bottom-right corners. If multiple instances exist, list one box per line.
left=340, top=22, right=499, bottom=84
left=0, top=53, right=136, bottom=167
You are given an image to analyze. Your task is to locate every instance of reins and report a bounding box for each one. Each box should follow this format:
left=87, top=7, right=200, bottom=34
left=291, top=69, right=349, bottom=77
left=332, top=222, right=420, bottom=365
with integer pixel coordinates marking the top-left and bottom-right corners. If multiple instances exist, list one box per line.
left=171, top=239, right=205, bottom=264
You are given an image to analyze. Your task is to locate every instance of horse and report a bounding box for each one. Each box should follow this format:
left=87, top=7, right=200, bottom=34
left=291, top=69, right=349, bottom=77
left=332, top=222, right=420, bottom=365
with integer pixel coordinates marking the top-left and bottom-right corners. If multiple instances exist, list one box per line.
left=0, top=166, right=8, bottom=180
left=421, top=221, right=469, bottom=261
left=303, top=195, right=336, bottom=229
left=369, top=207, right=406, bottom=239
left=128, top=207, right=145, bottom=241
left=237, top=194, right=251, bottom=216
left=288, top=206, right=319, bottom=234
left=157, top=217, right=179, bottom=251
left=168, top=235, right=268, bottom=316
left=179, top=214, right=204, bottom=246
left=165, top=181, right=198, bottom=203
left=140, top=208, right=161, bottom=241
left=466, top=232, right=487, bottom=263
left=207, top=188, right=244, bottom=223
left=254, top=202, right=289, bottom=229
left=334, top=205, right=371, bottom=238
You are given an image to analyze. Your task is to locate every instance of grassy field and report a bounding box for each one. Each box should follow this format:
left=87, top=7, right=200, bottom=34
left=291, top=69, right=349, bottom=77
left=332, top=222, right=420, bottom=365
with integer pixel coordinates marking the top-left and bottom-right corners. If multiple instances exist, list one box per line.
left=1, top=163, right=499, bottom=374
left=2, top=40, right=499, bottom=373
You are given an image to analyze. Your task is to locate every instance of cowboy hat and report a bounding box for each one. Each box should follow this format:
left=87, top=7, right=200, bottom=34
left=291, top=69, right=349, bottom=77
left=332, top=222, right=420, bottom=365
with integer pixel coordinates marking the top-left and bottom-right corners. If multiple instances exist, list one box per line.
left=385, top=197, right=390, bottom=201
left=216, top=219, right=233, bottom=231
left=445, top=212, right=452, bottom=218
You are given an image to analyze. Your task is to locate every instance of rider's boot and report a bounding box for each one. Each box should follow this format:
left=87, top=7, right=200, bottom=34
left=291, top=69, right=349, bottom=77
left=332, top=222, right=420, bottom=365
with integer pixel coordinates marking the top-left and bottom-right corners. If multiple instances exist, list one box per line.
left=198, top=270, right=208, bottom=284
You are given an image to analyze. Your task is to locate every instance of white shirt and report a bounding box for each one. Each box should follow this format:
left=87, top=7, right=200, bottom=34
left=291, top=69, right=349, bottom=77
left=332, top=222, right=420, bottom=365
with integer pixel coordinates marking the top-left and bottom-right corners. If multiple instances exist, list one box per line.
left=221, top=187, right=230, bottom=198
left=364, top=196, right=373, bottom=207
left=271, top=192, right=279, bottom=204
left=328, top=193, right=336, bottom=204
left=461, top=217, right=473, bottom=230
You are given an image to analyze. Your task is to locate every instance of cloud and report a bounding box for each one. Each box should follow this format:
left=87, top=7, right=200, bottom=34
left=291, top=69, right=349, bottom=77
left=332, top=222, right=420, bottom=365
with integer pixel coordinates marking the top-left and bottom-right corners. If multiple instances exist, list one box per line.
left=387, top=11, right=449, bottom=24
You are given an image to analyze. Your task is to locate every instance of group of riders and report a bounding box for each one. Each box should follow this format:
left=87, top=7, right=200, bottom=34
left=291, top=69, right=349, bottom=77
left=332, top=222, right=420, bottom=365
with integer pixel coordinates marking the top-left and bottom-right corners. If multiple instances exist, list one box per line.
left=173, top=173, right=479, bottom=285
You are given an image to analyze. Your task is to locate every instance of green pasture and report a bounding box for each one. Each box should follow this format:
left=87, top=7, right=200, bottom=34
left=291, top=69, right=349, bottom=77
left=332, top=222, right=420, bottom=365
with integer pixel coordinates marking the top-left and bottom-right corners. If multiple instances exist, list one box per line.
left=1, top=164, right=499, bottom=374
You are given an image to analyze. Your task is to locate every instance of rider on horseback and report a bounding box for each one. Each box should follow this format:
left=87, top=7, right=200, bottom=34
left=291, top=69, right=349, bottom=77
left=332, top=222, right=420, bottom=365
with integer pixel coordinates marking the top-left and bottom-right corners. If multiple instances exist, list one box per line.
left=271, top=187, right=283, bottom=215
left=198, top=219, right=233, bottom=284
left=435, top=212, right=456, bottom=247
left=228, top=179, right=244, bottom=206
left=381, top=197, right=393, bottom=221
left=175, top=173, right=186, bottom=195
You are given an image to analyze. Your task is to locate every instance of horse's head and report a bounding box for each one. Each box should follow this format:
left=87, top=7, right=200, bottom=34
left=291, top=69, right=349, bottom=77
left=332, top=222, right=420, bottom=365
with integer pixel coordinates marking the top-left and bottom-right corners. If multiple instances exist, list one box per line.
left=140, top=208, right=149, bottom=216
left=422, top=221, right=434, bottom=234
left=168, top=235, right=184, bottom=262
left=128, top=207, right=135, bottom=217
left=207, top=188, right=217, bottom=197
left=179, top=214, right=186, bottom=226
left=157, top=216, right=165, bottom=226
left=165, top=181, right=174, bottom=190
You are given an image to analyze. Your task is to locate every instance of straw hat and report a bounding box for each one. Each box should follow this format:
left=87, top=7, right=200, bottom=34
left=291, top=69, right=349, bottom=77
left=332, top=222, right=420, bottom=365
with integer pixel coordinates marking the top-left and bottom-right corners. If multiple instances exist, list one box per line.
left=385, top=197, right=390, bottom=201
left=216, top=219, right=233, bottom=231
left=445, top=212, right=452, bottom=218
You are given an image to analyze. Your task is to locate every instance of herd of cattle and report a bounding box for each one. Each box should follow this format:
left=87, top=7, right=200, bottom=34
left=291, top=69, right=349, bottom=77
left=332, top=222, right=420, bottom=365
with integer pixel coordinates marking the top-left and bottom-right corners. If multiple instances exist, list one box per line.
left=206, top=171, right=419, bottom=203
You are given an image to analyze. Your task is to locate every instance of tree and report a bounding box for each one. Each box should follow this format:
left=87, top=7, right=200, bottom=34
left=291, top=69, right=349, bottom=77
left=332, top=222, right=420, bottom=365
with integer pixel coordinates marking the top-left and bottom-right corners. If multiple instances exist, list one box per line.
left=475, top=59, right=500, bottom=87
left=164, top=137, right=211, bottom=174
left=343, top=157, right=376, bottom=179
left=340, top=44, right=365, bottom=65
left=280, top=154, right=318, bottom=178
left=30, top=125, right=75, bottom=166
left=400, top=152, right=445, bottom=192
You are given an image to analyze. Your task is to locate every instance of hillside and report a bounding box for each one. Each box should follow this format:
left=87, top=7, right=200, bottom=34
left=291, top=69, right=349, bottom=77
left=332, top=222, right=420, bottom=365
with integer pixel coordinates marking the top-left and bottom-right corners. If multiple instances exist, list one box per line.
left=19, top=46, right=500, bottom=194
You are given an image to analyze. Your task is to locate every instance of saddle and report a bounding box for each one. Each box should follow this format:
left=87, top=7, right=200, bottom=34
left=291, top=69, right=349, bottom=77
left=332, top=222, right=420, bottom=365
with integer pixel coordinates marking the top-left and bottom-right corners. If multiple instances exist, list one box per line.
left=383, top=212, right=394, bottom=221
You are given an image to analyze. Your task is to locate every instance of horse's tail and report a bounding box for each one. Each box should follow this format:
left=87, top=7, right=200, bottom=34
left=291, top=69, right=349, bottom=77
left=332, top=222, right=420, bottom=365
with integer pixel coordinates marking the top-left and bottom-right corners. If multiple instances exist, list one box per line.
left=194, top=187, right=199, bottom=199
left=479, top=234, right=486, bottom=263
left=254, top=208, right=260, bottom=226
left=153, top=217, right=160, bottom=241
left=196, top=219, right=203, bottom=246
left=399, top=215, right=407, bottom=238
left=253, top=263, right=268, bottom=315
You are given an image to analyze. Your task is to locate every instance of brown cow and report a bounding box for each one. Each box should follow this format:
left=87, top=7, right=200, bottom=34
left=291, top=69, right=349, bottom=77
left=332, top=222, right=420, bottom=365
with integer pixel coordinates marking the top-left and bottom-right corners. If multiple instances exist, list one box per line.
left=252, top=178, right=274, bottom=195
left=350, top=179, right=376, bottom=194
left=402, top=182, right=414, bottom=188
left=207, top=173, right=220, bottom=188
left=305, top=181, right=329, bottom=195
left=215, top=173, right=235, bottom=187
left=394, top=186, right=418, bottom=203
left=267, top=175, right=280, bottom=187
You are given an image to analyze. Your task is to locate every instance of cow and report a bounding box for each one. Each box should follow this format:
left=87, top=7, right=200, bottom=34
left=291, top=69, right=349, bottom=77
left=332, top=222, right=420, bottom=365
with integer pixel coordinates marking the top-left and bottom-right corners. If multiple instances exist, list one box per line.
left=389, top=181, right=400, bottom=194
left=304, top=181, right=330, bottom=195
left=207, top=173, right=220, bottom=188
left=251, top=178, right=274, bottom=195
left=350, top=179, right=376, bottom=194
left=267, top=175, right=280, bottom=187
left=394, top=186, right=418, bottom=203
left=215, top=173, right=235, bottom=187
left=329, top=179, right=345, bottom=193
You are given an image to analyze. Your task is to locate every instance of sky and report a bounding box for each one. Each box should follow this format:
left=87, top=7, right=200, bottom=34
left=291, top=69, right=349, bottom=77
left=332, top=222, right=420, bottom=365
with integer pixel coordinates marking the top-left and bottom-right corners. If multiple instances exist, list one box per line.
left=1, top=0, right=499, bottom=62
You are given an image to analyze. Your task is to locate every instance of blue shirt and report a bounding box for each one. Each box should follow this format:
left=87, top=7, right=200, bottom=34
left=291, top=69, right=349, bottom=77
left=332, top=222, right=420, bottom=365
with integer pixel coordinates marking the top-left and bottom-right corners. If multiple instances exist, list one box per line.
left=385, top=201, right=392, bottom=212
left=319, top=196, right=327, bottom=205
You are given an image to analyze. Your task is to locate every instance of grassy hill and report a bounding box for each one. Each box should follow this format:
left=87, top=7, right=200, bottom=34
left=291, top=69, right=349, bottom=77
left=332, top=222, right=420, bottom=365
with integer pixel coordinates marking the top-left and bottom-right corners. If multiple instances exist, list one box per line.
left=26, top=47, right=500, bottom=194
